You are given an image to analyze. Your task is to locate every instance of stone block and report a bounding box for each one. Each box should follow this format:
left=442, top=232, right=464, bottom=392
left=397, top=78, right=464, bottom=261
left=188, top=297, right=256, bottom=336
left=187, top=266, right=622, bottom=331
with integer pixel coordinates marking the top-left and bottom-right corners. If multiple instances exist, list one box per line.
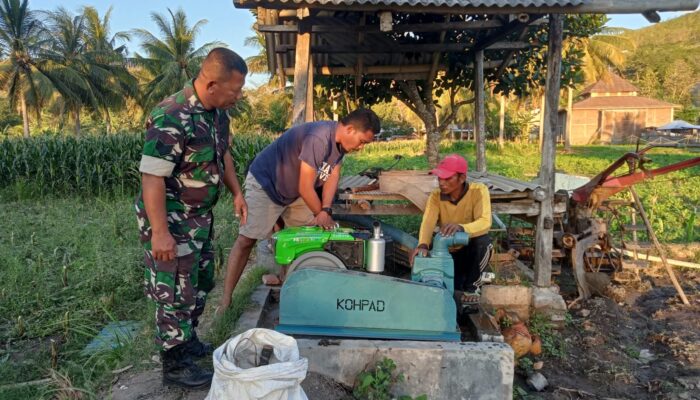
left=531, top=286, right=567, bottom=325
left=481, top=285, right=532, bottom=321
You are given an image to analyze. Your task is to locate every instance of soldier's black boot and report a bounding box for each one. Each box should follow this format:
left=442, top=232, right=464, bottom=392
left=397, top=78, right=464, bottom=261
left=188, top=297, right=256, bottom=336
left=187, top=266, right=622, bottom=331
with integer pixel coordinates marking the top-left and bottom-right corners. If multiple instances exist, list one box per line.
left=186, top=331, right=214, bottom=359
left=162, top=344, right=213, bottom=388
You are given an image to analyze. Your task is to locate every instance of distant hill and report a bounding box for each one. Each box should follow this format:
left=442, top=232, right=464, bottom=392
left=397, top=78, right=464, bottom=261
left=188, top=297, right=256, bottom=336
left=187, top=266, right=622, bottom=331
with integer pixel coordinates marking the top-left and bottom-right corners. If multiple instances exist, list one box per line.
left=623, top=11, right=700, bottom=73
left=621, top=11, right=700, bottom=111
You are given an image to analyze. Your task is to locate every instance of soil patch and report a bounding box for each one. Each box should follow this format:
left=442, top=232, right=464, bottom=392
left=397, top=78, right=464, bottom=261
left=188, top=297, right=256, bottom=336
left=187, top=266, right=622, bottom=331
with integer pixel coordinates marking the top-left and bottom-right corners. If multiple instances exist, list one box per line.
left=519, top=269, right=700, bottom=400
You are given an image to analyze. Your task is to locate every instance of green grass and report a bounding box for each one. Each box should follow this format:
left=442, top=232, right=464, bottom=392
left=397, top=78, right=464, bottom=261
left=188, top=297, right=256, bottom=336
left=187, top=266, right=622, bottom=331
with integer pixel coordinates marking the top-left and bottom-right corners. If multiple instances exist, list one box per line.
left=208, top=266, right=268, bottom=346
left=0, top=136, right=698, bottom=398
left=344, top=140, right=700, bottom=242
left=0, top=193, right=241, bottom=399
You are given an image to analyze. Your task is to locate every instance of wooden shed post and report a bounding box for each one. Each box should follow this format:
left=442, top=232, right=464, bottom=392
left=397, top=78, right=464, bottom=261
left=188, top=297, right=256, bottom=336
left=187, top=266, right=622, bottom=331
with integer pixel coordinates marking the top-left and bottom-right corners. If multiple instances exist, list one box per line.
left=565, top=86, right=573, bottom=151
left=474, top=49, right=486, bottom=172
left=292, top=8, right=311, bottom=126
left=534, top=13, right=563, bottom=287
left=499, top=94, right=505, bottom=148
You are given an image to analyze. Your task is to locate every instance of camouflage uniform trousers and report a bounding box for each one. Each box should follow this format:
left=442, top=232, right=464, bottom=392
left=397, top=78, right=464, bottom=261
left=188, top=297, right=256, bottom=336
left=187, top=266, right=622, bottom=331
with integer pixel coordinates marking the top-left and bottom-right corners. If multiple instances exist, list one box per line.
left=142, top=232, right=215, bottom=351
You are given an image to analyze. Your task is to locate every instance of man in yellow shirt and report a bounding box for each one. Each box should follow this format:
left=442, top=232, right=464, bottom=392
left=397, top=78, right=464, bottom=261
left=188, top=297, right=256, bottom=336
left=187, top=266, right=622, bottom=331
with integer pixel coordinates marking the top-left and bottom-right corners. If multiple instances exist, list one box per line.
left=411, top=154, right=493, bottom=303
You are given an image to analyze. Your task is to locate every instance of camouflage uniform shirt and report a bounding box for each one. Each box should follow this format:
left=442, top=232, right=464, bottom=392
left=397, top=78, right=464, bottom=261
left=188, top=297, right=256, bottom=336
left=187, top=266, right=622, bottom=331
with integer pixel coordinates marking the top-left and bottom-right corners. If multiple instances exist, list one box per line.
left=135, top=80, right=230, bottom=256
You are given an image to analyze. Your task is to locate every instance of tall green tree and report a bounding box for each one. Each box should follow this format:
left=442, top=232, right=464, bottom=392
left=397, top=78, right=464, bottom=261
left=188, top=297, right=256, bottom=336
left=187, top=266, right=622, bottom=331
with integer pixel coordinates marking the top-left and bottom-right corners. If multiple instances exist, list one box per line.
left=81, top=6, right=137, bottom=133
left=0, top=0, right=48, bottom=138
left=133, top=8, right=219, bottom=110
left=316, top=14, right=605, bottom=166
left=573, top=27, right=636, bottom=83
left=244, top=27, right=285, bottom=88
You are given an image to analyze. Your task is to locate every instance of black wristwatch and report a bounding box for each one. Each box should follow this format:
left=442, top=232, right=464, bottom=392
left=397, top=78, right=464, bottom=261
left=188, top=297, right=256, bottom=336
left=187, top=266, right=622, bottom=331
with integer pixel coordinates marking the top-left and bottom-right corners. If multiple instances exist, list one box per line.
left=321, top=207, right=333, bottom=216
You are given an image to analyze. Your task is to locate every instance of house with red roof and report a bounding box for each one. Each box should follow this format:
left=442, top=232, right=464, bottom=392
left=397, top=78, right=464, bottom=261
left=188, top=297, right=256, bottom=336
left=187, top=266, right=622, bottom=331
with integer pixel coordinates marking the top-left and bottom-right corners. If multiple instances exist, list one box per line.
left=563, top=74, right=678, bottom=145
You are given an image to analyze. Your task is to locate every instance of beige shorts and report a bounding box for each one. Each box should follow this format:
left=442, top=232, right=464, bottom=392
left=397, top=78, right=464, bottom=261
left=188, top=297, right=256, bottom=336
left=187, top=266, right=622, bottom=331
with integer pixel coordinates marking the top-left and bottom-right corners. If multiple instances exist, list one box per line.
left=238, top=172, right=314, bottom=240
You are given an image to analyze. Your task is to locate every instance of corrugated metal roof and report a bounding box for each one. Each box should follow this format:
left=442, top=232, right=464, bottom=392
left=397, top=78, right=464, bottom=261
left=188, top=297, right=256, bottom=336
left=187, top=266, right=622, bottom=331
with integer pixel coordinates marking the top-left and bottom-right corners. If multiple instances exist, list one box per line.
left=340, top=171, right=541, bottom=195
left=468, top=171, right=542, bottom=193
left=240, top=0, right=585, bottom=6
left=339, top=175, right=375, bottom=191
left=573, top=96, right=678, bottom=110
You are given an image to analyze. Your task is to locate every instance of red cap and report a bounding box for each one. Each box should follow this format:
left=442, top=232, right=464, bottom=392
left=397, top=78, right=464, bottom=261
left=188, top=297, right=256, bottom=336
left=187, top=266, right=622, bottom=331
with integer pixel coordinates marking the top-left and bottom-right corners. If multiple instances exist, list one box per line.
left=429, top=154, right=468, bottom=179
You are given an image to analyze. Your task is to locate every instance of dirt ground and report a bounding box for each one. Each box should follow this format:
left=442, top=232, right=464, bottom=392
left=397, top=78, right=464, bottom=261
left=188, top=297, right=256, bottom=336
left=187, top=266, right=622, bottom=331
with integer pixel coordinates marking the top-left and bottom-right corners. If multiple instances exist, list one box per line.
left=518, top=267, right=700, bottom=400
left=110, top=255, right=700, bottom=400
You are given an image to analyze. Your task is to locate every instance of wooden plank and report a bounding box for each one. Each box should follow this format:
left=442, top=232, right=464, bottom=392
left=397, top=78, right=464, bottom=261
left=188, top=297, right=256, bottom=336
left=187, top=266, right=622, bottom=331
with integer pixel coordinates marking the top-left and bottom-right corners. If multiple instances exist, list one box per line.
left=292, top=15, right=311, bottom=126
left=333, top=203, right=422, bottom=215
left=379, top=171, right=436, bottom=211
left=474, top=49, right=486, bottom=172
left=534, top=13, right=563, bottom=288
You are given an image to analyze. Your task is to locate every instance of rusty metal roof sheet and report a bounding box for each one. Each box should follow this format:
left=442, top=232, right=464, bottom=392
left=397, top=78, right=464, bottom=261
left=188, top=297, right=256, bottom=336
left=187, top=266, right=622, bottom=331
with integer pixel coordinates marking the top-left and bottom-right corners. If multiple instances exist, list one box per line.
left=468, top=171, right=542, bottom=193
left=239, top=0, right=585, bottom=6
left=340, top=171, right=541, bottom=195
left=339, top=175, right=375, bottom=191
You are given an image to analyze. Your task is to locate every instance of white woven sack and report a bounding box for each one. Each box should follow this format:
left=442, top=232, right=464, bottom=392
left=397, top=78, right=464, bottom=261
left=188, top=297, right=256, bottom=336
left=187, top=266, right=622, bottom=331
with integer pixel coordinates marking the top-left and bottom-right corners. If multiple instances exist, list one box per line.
left=205, top=328, right=308, bottom=400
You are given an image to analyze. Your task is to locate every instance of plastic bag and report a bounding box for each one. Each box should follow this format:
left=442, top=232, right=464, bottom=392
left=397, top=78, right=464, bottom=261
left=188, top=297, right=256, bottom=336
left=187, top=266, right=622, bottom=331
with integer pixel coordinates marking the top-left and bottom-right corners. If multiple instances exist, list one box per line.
left=206, top=328, right=308, bottom=400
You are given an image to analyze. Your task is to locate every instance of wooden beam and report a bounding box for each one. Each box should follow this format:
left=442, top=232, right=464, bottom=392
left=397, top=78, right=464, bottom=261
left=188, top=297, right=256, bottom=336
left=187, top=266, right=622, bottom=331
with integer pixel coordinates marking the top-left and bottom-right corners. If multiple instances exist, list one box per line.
left=466, top=14, right=542, bottom=62
left=257, top=19, right=503, bottom=33
left=235, top=0, right=700, bottom=14
left=283, top=60, right=509, bottom=76
left=292, top=14, right=311, bottom=126
left=534, top=13, right=563, bottom=288
left=305, top=55, right=314, bottom=122
left=474, top=49, right=486, bottom=173
left=275, top=41, right=531, bottom=54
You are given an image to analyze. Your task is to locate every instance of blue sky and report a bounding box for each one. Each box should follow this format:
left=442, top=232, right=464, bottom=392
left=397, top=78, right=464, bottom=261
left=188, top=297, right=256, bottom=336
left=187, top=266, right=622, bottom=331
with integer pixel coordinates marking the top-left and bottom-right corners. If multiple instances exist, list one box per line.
left=28, top=0, right=696, bottom=86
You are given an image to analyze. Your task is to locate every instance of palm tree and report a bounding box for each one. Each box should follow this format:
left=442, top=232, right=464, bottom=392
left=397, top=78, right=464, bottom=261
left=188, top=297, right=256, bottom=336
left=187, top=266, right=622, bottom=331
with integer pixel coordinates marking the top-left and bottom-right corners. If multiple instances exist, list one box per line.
left=81, top=6, right=137, bottom=133
left=246, top=27, right=285, bottom=88
left=133, top=8, right=220, bottom=110
left=0, top=0, right=48, bottom=138
left=36, top=7, right=137, bottom=136
left=244, top=30, right=268, bottom=74
left=576, top=27, right=636, bottom=83
left=36, top=8, right=97, bottom=136
left=81, top=6, right=129, bottom=57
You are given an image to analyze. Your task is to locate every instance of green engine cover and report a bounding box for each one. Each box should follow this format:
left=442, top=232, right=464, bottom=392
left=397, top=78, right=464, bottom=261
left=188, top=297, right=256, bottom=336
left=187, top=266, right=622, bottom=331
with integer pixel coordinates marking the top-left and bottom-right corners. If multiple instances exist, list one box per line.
left=276, top=267, right=460, bottom=341
left=272, top=226, right=356, bottom=265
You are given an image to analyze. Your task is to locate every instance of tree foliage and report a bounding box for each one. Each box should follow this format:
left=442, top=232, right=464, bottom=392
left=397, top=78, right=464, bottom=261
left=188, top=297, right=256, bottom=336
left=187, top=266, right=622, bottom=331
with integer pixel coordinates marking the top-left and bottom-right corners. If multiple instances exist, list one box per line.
left=132, top=8, right=220, bottom=111
left=315, top=13, right=606, bottom=165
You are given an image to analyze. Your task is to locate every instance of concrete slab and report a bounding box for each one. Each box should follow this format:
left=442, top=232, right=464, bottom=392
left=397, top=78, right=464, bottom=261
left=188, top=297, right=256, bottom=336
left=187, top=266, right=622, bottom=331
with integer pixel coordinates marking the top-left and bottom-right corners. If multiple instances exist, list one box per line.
left=234, top=286, right=515, bottom=400
left=298, top=339, right=514, bottom=400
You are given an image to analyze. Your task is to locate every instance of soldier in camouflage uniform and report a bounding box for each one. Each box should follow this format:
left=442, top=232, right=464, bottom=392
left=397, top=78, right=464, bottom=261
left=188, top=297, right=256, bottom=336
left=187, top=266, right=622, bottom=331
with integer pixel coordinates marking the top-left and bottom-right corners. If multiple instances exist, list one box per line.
left=135, top=48, right=247, bottom=388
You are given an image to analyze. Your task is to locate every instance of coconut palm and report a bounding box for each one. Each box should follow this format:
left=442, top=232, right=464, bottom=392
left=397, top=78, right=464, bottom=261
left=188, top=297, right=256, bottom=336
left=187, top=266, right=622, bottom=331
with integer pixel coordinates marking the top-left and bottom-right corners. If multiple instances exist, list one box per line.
left=81, top=6, right=137, bottom=133
left=577, top=27, right=636, bottom=83
left=36, top=7, right=137, bottom=135
left=133, top=8, right=220, bottom=110
left=81, top=6, right=129, bottom=57
left=246, top=27, right=286, bottom=88
left=0, top=0, right=49, bottom=138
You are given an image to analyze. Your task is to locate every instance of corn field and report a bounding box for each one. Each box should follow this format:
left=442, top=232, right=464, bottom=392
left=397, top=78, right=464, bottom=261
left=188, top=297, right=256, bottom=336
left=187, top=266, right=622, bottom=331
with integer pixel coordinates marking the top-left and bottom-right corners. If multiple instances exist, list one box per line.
left=0, top=133, right=274, bottom=199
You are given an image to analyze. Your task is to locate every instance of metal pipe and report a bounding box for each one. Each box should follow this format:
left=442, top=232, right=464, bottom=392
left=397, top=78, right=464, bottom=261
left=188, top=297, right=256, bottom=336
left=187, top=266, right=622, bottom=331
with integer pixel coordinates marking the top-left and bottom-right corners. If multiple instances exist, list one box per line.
left=431, top=232, right=470, bottom=257
left=335, top=215, right=418, bottom=249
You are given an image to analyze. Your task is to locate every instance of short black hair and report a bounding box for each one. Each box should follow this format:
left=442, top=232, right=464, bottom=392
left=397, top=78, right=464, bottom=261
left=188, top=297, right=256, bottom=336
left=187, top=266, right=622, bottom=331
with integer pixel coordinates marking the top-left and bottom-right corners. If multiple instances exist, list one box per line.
left=205, top=47, right=248, bottom=76
left=341, top=108, right=381, bottom=135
